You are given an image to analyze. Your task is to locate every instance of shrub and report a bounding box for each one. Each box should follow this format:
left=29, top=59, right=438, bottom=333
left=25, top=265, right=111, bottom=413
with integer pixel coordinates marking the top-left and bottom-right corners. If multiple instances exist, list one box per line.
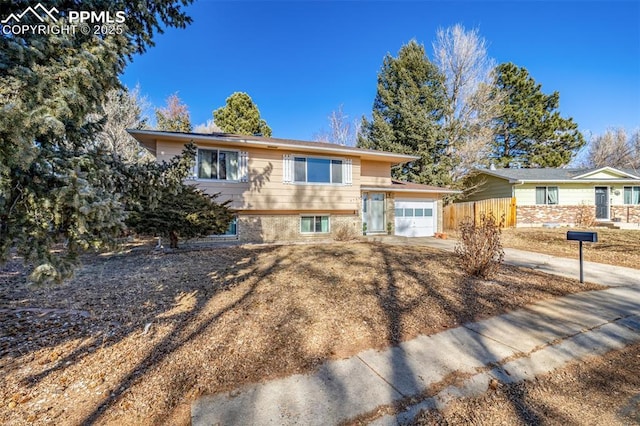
left=454, top=213, right=505, bottom=278
left=575, top=202, right=596, bottom=227
left=333, top=223, right=359, bottom=241
left=127, top=185, right=233, bottom=249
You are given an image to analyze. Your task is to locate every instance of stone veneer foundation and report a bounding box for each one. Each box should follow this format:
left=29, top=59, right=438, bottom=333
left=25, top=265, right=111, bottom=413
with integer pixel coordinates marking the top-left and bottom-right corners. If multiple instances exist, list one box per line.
left=518, top=205, right=640, bottom=226
left=237, top=214, right=361, bottom=243
left=611, top=206, right=640, bottom=224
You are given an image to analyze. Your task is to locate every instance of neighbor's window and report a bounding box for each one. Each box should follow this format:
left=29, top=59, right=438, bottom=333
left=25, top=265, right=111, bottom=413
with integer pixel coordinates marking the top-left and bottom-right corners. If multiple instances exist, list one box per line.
left=198, top=149, right=239, bottom=180
left=624, top=186, right=640, bottom=205
left=300, top=215, right=330, bottom=233
left=293, top=157, right=343, bottom=184
left=535, top=186, right=558, bottom=205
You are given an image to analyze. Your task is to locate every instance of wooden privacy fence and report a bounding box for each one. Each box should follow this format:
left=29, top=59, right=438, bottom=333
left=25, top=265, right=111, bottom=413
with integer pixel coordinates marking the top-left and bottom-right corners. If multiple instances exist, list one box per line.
left=443, top=197, right=517, bottom=232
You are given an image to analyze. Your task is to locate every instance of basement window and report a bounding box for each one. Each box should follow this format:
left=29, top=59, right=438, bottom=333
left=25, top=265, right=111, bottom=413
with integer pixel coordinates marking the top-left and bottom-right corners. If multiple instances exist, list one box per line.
left=300, top=216, right=330, bottom=233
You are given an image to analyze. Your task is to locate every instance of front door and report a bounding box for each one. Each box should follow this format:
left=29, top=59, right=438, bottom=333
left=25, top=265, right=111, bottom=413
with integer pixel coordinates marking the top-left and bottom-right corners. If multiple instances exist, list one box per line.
left=595, top=186, right=609, bottom=220
left=362, top=193, right=385, bottom=233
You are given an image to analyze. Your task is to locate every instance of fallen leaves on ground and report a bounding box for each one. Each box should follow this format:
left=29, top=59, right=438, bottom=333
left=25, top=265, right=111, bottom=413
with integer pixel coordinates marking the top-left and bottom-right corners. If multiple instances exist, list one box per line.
left=412, top=342, right=640, bottom=425
left=0, top=242, right=604, bottom=425
left=500, top=228, right=640, bottom=269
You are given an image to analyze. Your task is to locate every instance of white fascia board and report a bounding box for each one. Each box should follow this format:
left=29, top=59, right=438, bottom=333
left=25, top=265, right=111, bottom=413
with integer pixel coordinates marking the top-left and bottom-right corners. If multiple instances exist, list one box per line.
left=127, top=129, right=418, bottom=163
left=572, top=166, right=640, bottom=180
left=361, top=186, right=461, bottom=194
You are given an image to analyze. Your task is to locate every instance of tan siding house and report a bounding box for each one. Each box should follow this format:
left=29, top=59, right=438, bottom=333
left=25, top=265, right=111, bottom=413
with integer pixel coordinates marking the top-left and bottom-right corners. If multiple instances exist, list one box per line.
left=467, top=167, right=640, bottom=228
left=129, top=130, right=459, bottom=242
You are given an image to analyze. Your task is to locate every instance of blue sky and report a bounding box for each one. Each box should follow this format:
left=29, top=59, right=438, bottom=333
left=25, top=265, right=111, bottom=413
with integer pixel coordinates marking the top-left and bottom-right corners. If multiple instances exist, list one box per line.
left=121, top=1, right=640, bottom=142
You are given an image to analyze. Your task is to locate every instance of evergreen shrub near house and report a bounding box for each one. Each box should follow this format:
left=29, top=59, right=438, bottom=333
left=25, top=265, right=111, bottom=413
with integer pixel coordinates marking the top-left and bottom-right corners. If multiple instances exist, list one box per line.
left=0, top=0, right=195, bottom=282
left=127, top=185, right=233, bottom=249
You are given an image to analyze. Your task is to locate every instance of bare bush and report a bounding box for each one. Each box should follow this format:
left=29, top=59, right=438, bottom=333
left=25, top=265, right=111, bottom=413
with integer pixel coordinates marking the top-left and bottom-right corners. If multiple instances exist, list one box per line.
left=575, top=202, right=596, bottom=227
left=454, top=213, right=505, bottom=278
left=333, top=223, right=359, bottom=241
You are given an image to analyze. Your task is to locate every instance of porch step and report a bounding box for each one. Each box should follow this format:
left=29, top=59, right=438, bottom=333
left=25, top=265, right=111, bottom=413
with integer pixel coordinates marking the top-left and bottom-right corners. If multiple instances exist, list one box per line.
left=594, top=222, right=621, bottom=229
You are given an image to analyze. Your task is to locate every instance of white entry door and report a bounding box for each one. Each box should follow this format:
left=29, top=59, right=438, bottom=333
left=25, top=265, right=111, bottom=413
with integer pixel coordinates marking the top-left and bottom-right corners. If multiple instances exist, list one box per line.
left=394, top=199, right=435, bottom=237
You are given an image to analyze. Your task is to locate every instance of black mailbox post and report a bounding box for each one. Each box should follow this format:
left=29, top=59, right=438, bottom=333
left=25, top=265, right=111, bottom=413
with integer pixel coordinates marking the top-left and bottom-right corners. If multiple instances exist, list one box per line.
left=567, top=231, right=598, bottom=283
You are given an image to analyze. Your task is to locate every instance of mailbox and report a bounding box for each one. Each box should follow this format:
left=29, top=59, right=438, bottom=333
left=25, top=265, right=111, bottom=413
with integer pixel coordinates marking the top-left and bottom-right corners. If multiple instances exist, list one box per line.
left=566, top=231, right=597, bottom=283
left=567, top=231, right=598, bottom=243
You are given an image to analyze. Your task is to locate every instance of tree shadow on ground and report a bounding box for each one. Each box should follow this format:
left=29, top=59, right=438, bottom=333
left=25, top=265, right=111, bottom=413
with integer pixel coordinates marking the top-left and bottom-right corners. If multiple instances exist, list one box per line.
left=0, top=240, right=622, bottom=425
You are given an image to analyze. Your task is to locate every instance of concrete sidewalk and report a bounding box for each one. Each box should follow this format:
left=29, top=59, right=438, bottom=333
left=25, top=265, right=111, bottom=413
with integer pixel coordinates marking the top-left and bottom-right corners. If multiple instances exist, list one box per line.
left=192, top=240, right=640, bottom=425
left=380, top=236, right=639, bottom=287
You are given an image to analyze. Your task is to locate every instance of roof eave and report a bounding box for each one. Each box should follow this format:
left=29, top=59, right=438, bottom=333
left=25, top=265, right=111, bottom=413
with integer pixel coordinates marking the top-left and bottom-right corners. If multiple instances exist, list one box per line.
left=361, top=186, right=461, bottom=194
left=473, top=169, right=520, bottom=184
left=572, top=166, right=640, bottom=180
left=518, top=179, right=640, bottom=183
left=127, top=129, right=419, bottom=163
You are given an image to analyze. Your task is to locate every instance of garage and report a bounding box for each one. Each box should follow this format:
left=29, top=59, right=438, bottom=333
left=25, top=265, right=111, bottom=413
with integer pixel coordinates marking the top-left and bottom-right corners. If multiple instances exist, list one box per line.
left=394, top=199, right=436, bottom=237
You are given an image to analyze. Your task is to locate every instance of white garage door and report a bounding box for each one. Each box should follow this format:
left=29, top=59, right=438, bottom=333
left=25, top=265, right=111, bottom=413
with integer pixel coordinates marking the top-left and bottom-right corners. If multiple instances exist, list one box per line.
left=394, top=199, right=436, bottom=237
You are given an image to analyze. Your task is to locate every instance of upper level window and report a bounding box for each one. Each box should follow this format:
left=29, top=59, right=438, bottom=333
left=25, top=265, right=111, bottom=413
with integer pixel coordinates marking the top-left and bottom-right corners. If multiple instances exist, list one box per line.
left=536, top=186, right=558, bottom=205
left=294, top=157, right=343, bottom=184
left=283, top=155, right=352, bottom=185
left=198, top=149, right=239, bottom=180
left=624, top=186, right=640, bottom=205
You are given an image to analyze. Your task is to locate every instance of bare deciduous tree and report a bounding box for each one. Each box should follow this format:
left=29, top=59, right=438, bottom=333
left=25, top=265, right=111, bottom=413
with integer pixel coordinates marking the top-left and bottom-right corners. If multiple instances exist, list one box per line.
left=193, top=119, right=223, bottom=134
left=93, top=85, right=153, bottom=163
left=583, top=127, right=640, bottom=169
left=155, top=93, right=192, bottom=133
left=314, top=105, right=361, bottom=146
left=432, top=24, right=502, bottom=182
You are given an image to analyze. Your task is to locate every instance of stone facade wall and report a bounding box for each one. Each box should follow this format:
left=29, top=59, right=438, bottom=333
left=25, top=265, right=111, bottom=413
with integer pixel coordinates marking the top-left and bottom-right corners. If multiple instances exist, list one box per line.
left=518, top=205, right=640, bottom=225
left=385, top=193, right=395, bottom=235
left=237, top=214, right=361, bottom=243
left=517, top=205, right=583, bottom=225
left=611, top=206, right=640, bottom=223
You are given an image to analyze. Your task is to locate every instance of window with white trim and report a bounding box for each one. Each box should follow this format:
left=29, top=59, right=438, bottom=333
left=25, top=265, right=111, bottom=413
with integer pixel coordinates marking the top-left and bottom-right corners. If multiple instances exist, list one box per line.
left=300, top=215, right=330, bottom=233
left=196, top=148, right=248, bottom=181
left=283, top=155, right=352, bottom=185
left=535, top=186, right=558, bottom=205
left=624, top=186, right=640, bottom=205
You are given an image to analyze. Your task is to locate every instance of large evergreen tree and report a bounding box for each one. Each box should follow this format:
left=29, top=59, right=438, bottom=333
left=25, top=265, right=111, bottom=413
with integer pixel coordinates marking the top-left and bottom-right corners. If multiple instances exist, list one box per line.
left=0, top=0, right=193, bottom=282
left=213, top=92, right=272, bottom=137
left=490, top=63, right=585, bottom=167
left=357, top=40, right=450, bottom=186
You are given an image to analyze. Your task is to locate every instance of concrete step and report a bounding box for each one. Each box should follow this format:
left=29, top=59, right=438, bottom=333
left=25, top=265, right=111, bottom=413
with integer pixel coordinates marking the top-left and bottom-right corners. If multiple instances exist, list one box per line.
left=594, top=222, right=621, bottom=229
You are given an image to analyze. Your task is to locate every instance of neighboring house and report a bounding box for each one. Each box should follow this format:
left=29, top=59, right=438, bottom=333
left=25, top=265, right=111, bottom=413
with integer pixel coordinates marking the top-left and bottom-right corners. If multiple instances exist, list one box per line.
left=128, top=130, right=459, bottom=241
left=466, top=167, right=640, bottom=227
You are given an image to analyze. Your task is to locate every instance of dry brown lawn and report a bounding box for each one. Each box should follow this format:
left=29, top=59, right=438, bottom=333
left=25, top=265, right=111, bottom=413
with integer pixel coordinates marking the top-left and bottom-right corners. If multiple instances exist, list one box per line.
left=412, top=342, right=640, bottom=425
left=0, top=242, right=604, bottom=425
left=500, top=227, right=640, bottom=269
